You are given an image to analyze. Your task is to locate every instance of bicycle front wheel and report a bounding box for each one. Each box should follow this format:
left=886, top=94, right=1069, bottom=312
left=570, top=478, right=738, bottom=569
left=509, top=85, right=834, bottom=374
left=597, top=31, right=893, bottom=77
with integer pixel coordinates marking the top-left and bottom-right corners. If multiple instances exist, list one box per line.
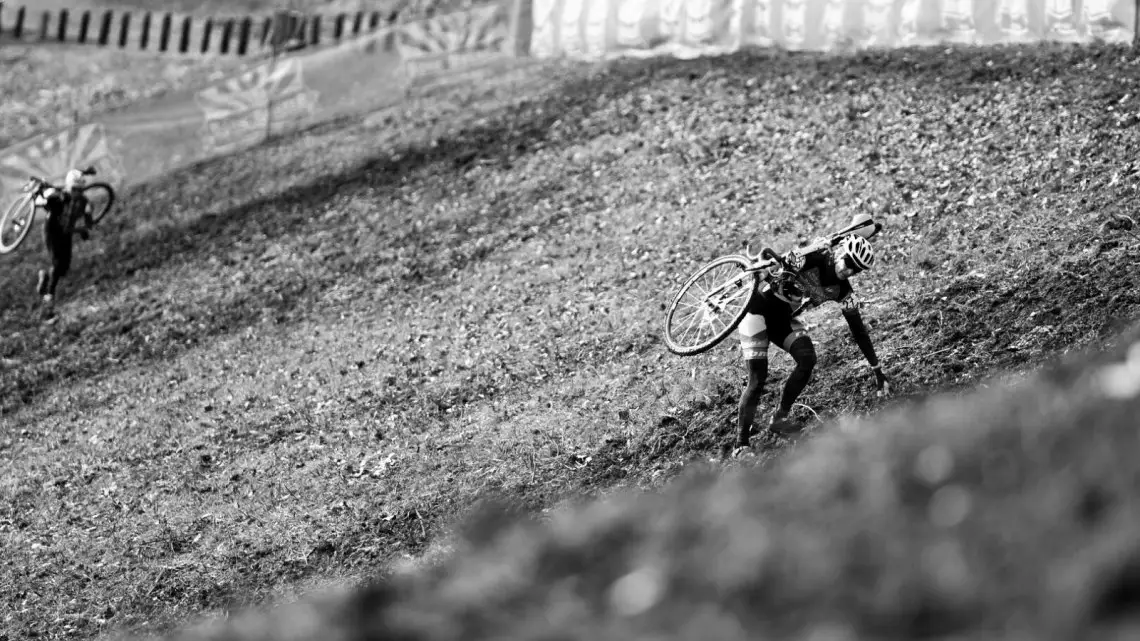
left=663, top=254, right=757, bottom=356
left=83, top=183, right=116, bottom=225
left=0, top=195, right=36, bottom=255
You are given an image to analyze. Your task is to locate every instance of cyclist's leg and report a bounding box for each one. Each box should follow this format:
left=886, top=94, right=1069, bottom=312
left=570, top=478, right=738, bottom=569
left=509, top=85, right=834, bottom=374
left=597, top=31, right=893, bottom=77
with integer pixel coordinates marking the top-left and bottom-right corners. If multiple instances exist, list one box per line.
left=41, top=211, right=51, bottom=251
left=773, top=322, right=817, bottom=420
left=736, top=312, right=770, bottom=446
left=46, top=232, right=73, bottom=299
left=36, top=215, right=58, bottom=297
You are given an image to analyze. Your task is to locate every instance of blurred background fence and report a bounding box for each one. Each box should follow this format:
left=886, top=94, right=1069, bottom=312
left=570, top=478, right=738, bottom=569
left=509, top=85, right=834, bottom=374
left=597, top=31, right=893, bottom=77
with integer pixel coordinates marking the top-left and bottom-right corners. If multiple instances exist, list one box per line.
left=0, top=1, right=402, bottom=55
left=0, top=0, right=523, bottom=228
left=0, top=0, right=1135, bottom=243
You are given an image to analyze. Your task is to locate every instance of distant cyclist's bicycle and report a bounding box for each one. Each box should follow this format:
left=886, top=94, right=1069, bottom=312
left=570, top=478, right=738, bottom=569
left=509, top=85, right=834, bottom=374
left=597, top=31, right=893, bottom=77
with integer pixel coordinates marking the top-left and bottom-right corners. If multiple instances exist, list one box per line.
left=662, top=215, right=884, bottom=356
left=0, top=169, right=115, bottom=255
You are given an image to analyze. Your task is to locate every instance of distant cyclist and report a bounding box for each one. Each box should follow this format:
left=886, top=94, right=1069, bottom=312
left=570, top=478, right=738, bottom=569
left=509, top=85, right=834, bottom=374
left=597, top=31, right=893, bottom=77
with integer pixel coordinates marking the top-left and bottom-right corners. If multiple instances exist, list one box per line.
left=35, top=167, right=98, bottom=315
left=735, top=225, right=890, bottom=454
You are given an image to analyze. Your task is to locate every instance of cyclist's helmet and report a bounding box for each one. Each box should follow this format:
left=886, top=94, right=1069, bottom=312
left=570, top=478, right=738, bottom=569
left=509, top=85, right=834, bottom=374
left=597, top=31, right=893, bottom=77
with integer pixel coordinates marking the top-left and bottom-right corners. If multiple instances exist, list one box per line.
left=836, top=234, right=874, bottom=272
left=64, top=169, right=88, bottom=191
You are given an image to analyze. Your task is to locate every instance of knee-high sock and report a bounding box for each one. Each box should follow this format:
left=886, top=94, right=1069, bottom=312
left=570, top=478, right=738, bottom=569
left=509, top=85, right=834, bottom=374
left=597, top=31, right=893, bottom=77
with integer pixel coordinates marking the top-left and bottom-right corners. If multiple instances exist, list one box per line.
left=779, top=337, right=817, bottom=414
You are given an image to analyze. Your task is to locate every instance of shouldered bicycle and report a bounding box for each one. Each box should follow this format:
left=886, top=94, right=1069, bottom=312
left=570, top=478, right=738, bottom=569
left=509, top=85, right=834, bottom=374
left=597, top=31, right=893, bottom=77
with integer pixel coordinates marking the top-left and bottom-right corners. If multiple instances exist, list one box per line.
left=0, top=168, right=116, bottom=255
left=662, top=214, right=883, bottom=357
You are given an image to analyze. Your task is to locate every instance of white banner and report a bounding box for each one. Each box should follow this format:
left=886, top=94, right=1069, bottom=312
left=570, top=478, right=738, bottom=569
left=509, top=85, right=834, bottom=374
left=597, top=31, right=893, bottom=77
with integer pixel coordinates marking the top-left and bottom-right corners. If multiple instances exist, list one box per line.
left=528, top=0, right=1135, bottom=58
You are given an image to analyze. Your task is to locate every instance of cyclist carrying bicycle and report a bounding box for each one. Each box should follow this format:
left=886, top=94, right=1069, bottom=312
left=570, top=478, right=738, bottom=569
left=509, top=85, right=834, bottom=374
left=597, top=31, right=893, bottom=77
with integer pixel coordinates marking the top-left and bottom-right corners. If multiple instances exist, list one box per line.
left=735, top=223, right=890, bottom=453
left=35, top=167, right=98, bottom=313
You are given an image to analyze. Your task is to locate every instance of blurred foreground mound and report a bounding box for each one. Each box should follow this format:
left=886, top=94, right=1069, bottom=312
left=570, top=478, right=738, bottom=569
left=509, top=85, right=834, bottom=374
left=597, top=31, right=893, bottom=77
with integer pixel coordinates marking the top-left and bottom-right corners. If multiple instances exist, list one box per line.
left=155, top=325, right=1140, bottom=641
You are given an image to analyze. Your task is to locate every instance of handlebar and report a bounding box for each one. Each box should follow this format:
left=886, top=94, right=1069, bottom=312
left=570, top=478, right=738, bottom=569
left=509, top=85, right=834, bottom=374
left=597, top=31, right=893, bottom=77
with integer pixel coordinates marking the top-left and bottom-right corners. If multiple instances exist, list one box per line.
left=761, top=247, right=789, bottom=270
left=23, top=176, right=50, bottom=193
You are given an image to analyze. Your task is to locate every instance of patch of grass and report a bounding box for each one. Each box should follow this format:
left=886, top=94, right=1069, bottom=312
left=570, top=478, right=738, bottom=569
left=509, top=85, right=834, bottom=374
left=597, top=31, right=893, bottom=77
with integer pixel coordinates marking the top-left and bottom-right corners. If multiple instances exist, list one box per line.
left=1, top=42, right=1139, bottom=641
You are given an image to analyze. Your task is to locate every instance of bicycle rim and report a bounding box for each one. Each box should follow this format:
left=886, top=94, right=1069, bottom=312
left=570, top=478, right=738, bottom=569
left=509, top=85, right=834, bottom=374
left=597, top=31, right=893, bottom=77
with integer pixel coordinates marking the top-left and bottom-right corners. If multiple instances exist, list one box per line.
left=84, top=183, right=116, bottom=225
left=663, top=255, right=756, bottom=356
left=0, top=195, right=36, bottom=255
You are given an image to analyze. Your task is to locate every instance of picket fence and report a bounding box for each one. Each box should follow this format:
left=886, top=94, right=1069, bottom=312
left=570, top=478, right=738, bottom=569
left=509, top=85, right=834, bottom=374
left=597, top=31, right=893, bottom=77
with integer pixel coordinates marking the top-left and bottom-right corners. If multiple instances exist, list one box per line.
left=0, top=1, right=400, bottom=56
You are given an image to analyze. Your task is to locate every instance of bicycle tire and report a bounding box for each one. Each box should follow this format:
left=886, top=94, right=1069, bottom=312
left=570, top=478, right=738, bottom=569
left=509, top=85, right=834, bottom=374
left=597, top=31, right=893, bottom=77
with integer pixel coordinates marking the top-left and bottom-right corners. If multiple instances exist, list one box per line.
left=83, top=183, right=116, bottom=226
left=663, top=254, right=758, bottom=356
left=0, top=194, right=36, bottom=255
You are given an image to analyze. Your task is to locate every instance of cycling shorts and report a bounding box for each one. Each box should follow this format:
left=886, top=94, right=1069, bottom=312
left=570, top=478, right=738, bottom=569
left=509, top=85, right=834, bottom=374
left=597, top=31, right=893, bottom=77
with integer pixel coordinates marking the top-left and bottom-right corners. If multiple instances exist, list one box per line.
left=737, top=292, right=809, bottom=360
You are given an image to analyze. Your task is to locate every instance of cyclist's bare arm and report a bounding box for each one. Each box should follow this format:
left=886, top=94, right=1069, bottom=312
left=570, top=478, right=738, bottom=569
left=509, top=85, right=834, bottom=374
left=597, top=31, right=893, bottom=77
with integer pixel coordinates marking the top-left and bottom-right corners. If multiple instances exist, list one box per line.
left=839, top=295, right=880, bottom=369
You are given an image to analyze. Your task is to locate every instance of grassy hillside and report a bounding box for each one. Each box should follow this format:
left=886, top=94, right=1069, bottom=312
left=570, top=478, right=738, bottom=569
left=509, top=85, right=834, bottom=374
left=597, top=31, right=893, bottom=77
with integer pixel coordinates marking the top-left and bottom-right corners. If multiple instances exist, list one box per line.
left=158, top=324, right=1140, bottom=641
left=2, top=42, right=1140, bottom=641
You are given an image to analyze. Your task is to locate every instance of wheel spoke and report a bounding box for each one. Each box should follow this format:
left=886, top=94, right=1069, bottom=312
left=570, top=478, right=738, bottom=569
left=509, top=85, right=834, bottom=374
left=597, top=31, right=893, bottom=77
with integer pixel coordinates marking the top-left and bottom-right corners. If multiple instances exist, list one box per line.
left=677, top=306, right=704, bottom=340
left=665, top=256, right=754, bottom=355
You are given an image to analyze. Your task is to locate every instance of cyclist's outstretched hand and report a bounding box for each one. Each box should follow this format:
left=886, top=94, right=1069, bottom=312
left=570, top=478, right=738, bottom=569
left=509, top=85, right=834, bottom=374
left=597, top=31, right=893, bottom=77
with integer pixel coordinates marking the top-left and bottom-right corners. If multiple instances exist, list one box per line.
left=872, top=365, right=892, bottom=397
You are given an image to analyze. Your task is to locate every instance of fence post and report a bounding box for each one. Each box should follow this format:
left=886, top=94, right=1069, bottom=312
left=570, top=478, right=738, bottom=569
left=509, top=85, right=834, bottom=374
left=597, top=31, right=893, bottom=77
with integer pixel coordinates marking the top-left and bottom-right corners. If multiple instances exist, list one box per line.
left=260, top=15, right=272, bottom=47
left=1134, top=0, right=1139, bottom=45
left=13, top=5, right=23, bottom=39
left=353, top=11, right=363, bottom=35
left=159, top=13, right=171, bottom=51
left=39, top=10, right=48, bottom=41
left=98, top=10, right=112, bottom=45
left=237, top=16, right=251, bottom=54
left=58, top=9, right=68, bottom=42
left=118, top=12, right=130, bottom=47
left=140, top=12, right=151, bottom=49
left=78, top=10, right=90, bottom=43
left=220, top=19, right=233, bottom=53
left=310, top=14, right=320, bottom=46
left=334, top=13, right=344, bottom=40
left=369, top=11, right=380, bottom=31
left=200, top=18, right=212, bottom=53
left=178, top=16, right=190, bottom=52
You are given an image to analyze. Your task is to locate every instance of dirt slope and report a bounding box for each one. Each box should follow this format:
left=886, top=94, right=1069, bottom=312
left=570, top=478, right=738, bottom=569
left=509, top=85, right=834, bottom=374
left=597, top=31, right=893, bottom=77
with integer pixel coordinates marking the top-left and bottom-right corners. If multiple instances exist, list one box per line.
left=158, top=325, right=1140, bottom=641
left=2, top=42, right=1140, bottom=641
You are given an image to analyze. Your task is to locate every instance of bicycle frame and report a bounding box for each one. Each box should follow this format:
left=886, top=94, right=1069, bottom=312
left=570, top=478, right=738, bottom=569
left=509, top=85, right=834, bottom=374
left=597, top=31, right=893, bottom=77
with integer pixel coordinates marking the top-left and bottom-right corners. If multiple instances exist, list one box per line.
left=695, top=257, right=775, bottom=316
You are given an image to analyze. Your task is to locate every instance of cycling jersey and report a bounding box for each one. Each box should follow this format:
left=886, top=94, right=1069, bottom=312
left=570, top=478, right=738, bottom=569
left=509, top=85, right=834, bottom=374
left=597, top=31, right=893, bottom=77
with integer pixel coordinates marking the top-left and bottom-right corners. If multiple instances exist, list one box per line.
left=37, top=189, right=90, bottom=303
left=777, top=246, right=857, bottom=311
left=43, top=189, right=89, bottom=233
left=738, top=244, right=874, bottom=363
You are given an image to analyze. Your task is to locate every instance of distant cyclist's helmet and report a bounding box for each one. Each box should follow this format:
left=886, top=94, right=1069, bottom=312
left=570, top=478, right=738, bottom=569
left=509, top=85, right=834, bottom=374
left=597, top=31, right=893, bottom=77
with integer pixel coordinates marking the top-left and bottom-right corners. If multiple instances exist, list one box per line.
left=64, top=169, right=88, bottom=191
left=837, top=234, right=874, bottom=272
